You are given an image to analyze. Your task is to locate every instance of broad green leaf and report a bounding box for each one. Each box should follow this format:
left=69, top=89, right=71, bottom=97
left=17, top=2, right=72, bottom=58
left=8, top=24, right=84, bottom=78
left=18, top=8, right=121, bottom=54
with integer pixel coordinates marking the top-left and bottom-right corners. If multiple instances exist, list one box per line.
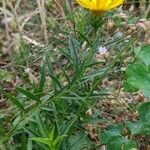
left=69, top=133, right=89, bottom=150
left=100, top=124, right=123, bottom=143
left=107, top=136, right=137, bottom=150
left=126, top=121, right=143, bottom=135
left=139, top=102, right=150, bottom=121
left=122, top=140, right=137, bottom=150
left=140, top=122, right=150, bottom=135
left=125, top=44, right=150, bottom=99
left=136, top=44, right=150, bottom=66
left=123, top=81, right=138, bottom=92
left=127, top=102, right=150, bottom=136
left=100, top=131, right=121, bottom=144
left=107, top=124, right=123, bottom=133
left=100, top=123, right=137, bottom=150
left=124, top=63, right=150, bottom=98
left=127, top=121, right=150, bottom=136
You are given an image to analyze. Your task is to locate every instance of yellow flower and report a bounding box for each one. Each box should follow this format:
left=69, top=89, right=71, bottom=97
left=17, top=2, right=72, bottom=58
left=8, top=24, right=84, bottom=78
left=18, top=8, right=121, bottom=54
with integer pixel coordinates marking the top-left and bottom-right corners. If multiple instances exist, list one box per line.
left=76, top=0, right=124, bottom=11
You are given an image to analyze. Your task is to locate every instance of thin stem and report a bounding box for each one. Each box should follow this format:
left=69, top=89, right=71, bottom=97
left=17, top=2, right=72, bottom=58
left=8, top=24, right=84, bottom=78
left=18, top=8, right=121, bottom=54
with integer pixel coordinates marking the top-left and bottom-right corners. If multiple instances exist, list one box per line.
left=2, top=0, right=9, bottom=40
left=36, top=0, right=48, bottom=44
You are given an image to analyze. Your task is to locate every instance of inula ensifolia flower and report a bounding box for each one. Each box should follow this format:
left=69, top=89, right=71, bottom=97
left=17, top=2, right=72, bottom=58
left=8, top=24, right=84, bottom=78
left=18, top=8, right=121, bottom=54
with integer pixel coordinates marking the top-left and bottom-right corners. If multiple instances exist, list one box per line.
left=76, top=0, right=124, bottom=12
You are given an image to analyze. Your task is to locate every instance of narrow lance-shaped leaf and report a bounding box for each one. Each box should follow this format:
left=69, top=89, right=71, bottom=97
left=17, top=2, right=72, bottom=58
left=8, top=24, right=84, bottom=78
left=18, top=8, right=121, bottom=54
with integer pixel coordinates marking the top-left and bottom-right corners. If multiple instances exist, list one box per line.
left=38, top=56, right=46, bottom=95
left=69, top=35, right=80, bottom=76
left=49, top=127, right=55, bottom=142
left=6, top=93, right=24, bottom=111
left=31, top=138, right=51, bottom=147
left=45, top=53, right=62, bottom=92
left=34, top=110, right=49, bottom=137
left=53, top=135, right=67, bottom=149
left=16, top=87, right=40, bottom=103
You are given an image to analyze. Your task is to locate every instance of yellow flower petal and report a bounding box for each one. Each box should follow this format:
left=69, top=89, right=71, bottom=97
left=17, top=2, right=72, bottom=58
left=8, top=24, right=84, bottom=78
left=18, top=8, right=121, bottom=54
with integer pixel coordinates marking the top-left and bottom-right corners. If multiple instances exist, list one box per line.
left=76, top=0, right=124, bottom=11
left=76, top=0, right=95, bottom=10
left=107, top=0, right=124, bottom=10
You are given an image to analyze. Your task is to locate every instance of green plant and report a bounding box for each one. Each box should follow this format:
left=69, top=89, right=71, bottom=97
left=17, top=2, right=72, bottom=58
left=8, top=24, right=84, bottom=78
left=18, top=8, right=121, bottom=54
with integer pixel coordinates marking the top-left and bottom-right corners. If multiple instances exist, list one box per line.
left=31, top=127, right=66, bottom=150
left=100, top=44, right=150, bottom=150
left=1, top=1, right=146, bottom=149
left=1, top=25, right=133, bottom=149
left=100, top=124, right=137, bottom=150
left=99, top=101, right=150, bottom=150
left=124, top=44, right=150, bottom=98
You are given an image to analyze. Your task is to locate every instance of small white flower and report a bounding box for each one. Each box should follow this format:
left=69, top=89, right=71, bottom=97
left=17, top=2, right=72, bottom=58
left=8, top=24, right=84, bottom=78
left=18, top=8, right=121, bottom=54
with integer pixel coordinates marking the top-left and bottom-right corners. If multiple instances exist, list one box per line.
left=86, top=108, right=92, bottom=116
left=97, top=46, right=108, bottom=55
left=117, top=31, right=123, bottom=37
left=25, top=68, right=31, bottom=73
left=1, top=17, right=12, bottom=24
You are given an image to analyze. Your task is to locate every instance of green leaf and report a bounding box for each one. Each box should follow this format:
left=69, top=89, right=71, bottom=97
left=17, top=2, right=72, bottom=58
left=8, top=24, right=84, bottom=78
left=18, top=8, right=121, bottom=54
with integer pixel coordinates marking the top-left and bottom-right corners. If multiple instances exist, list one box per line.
left=69, top=35, right=80, bottom=76
left=107, top=136, right=137, bottom=150
left=49, top=127, right=55, bottom=142
left=138, top=102, right=150, bottom=121
left=122, top=140, right=137, bottom=150
left=127, top=102, right=150, bottom=136
left=136, top=44, right=150, bottom=66
left=100, top=124, right=123, bottom=144
left=69, top=133, right=89, bottom=150
left=31, top=137, right=51, bottom=147
left=27, top=139, right=32, bottom=150
left=123, top=81, right=138, bottom=92
left=6, top=93, right=24, bottom=111
left=100, top=124, right=137, bottom=150
left=53, top=135, right=67, bottom=148
left=124, top=63, right=150, bottom=98
left=34, top=110, right=49, bottom=137
left=60, top=117, right=77, bottom=135
left=16, top=87, right=40, bottom=103
left=45, top=53, right=62, bottom=92
left=72, top=29, right=91, bottom=46
left=100, top=131, right=121, bottom=144
left=0, top=136, right=8, bottom=144
left=80, top=68, right=105, bottom=84
left=125, top=44, right=150, bottom=98
left=127, top=121, right=150, bottom=136
left=127, top=121, right=143, bottom=135
left=140, top=122, right=150, bottom=135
